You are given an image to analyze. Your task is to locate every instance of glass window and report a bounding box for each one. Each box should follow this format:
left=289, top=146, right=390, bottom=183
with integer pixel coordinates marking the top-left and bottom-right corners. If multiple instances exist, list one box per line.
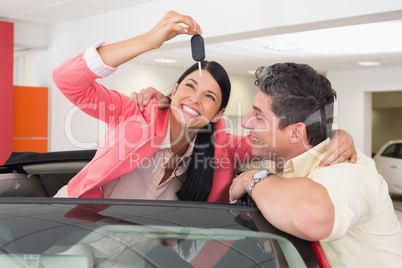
left=381, top=144, right=399, bottom=158
left=397, top=144, right=402, bottom=159
left=0, top=203, right=318, bottom=268
left=0, top=224, right=309, bottom=268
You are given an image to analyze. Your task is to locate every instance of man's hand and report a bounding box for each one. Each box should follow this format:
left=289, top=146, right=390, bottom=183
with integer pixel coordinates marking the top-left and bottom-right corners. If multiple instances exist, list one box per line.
left=229, top=169, right=260, bottom=202
left=131, top=87, right=171, bottom=112
left=320, top=129, right=357, bottom=167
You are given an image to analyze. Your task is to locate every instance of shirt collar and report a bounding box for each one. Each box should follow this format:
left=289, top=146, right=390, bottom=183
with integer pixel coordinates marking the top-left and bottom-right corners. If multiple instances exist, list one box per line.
left=159, top=116, right=172, bottom=149
left=279, top=138, right=330, bottom=178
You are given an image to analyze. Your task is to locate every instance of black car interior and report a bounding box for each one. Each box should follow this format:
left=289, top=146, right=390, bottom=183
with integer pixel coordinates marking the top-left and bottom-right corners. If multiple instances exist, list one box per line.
left=0, top=150, right=96, bottom=197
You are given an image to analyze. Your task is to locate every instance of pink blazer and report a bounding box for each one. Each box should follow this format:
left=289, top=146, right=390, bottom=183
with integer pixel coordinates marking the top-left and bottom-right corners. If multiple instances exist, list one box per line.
left=53, top=53, right=252, bottom=203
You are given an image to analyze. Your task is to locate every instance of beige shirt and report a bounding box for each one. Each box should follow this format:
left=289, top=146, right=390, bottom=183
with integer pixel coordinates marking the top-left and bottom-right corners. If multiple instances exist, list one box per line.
left=265, top=139, right=402, bottom=267
left=102, top=118, right=195, bottom=200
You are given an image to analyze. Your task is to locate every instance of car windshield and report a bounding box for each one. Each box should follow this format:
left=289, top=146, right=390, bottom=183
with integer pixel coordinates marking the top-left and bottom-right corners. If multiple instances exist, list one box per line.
left=0, top=198, right=314, bottom=268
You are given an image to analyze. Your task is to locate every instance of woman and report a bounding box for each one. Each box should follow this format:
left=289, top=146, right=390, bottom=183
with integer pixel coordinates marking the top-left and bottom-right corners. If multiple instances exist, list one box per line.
left=53, top=11, right=355, bottom=202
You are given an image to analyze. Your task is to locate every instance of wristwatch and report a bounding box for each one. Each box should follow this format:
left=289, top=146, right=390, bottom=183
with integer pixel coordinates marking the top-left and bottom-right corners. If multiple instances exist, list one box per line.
left=248, top=169, right=273, bottom=196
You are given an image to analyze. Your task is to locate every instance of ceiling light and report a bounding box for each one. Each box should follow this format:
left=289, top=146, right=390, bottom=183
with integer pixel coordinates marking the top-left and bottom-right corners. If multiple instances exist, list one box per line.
left=153, top=58, right=178, bottom=64
left=357, top=61, right=381, bottom=67
left=264, top=44, right=299, bottom=52
left=247, top=70, right=256, bottom=75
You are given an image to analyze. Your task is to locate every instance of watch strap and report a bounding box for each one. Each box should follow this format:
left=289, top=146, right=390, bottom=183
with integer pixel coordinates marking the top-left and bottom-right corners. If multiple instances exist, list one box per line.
left=248, top=169, right=272, bottom=196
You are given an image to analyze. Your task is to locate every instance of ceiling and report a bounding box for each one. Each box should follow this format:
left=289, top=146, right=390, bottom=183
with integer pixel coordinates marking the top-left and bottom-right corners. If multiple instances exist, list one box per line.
left=0, top=0, right=150, bottom=25
left=2, top=0, right=402, bottom=75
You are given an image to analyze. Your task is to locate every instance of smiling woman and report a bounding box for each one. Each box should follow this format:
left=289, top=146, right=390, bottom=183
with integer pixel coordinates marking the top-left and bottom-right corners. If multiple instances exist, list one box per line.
left=52, top=11, right=253, bottom=203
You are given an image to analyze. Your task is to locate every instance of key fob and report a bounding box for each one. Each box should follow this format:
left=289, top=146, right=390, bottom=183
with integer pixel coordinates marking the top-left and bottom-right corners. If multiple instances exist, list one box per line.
left=191, top=34, right=205, bottom=61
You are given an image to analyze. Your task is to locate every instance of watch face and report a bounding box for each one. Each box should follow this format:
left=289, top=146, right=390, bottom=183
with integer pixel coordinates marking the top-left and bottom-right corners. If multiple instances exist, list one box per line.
left=254, top=169, right=268, bottom=179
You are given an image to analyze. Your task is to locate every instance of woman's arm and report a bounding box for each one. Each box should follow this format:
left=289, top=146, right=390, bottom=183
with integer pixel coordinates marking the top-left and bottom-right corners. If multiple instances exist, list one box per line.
left=53, top=11, right=201, bottom=122
left=53, top=50, right=138, bottom=122
left=97, top=11, right=201, bottom=67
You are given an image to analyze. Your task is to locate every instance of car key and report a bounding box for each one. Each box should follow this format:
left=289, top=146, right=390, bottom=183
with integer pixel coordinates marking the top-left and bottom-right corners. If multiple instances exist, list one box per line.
left=191, top=34, right=205, bottom=77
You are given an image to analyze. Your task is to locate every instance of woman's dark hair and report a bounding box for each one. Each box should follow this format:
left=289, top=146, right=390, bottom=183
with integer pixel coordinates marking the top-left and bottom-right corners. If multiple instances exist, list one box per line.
left=175, top=61, right=231, bottom=201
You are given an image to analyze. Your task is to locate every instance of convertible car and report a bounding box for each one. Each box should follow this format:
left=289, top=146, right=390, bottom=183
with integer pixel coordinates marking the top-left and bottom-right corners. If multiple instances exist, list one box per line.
left=0, top=150, right=330, bottom=268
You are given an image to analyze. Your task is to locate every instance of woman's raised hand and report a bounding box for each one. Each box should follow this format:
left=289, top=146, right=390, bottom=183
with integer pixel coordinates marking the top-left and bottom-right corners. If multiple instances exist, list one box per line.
left=97, top=11, right=202, bottom=68
left=144, top=10, right=202, bottom=50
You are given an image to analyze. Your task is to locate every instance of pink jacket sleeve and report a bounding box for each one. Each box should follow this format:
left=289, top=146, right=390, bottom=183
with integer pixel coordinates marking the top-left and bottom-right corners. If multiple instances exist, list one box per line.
left=52, top=52, right=139, bottom=124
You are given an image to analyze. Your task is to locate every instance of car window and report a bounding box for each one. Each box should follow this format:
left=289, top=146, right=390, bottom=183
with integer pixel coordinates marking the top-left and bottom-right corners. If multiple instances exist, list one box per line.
left=398, top=144, right=402, bottom=159
left=0, top=223, right=309, bottom=268
left=381, top=143, right=401, bottom=158
left=0, top=201, right=320, bottom=268
left=71, top=225, right=307, bottom=268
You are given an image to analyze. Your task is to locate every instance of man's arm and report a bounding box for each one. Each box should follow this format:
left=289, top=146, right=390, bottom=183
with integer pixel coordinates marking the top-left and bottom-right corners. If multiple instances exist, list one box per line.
left=131, top=87, right=171, bottom=112
left=229, top=169, right=334, bottom=241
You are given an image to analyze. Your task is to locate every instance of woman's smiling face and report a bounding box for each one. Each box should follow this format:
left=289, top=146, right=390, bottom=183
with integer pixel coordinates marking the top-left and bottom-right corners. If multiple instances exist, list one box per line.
left=170, top=69, right=225, bottom=130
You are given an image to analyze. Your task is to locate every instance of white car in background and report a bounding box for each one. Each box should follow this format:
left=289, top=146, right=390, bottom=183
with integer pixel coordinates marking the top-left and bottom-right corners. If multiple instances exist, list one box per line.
left=374, top=140, right=402, bottom=195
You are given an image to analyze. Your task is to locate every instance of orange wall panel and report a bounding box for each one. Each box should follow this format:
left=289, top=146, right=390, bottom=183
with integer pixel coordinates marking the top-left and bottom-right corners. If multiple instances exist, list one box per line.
left=13, top=86, right=48, bottom=152
left=13, top=139, right=48, bottom=153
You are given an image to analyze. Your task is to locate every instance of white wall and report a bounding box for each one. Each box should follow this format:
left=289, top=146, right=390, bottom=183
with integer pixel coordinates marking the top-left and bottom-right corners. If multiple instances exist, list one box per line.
left=327, top=65, right=402, bottom=155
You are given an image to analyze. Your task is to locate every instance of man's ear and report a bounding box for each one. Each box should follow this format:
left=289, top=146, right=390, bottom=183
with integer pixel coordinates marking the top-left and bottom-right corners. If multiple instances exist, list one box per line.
left=289, top=122, right=306, bottom=144
left=211, top=108, right=225, bottom=123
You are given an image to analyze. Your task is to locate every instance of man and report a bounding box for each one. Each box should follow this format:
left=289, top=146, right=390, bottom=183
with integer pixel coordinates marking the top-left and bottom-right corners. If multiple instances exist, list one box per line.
left=228, top=62, right=402, bottom=267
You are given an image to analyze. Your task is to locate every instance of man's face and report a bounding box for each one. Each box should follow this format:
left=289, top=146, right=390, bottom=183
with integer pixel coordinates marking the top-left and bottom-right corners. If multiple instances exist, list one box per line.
left=241, top=91, right=290, bottom=161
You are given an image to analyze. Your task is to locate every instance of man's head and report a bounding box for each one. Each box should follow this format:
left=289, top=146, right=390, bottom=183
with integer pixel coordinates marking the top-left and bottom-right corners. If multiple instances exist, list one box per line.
left=242, top=62, right=337, bottom=162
